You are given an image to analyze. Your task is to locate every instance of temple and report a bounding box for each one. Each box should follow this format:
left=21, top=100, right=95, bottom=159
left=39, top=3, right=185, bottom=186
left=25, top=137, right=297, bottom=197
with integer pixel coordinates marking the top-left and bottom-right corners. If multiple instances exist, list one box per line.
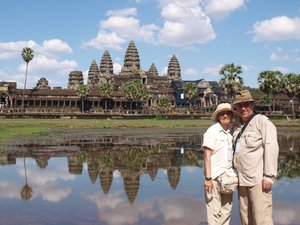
left=0, top=40, right=220, bottom=115
left=0, top=40, right=297, bottom=117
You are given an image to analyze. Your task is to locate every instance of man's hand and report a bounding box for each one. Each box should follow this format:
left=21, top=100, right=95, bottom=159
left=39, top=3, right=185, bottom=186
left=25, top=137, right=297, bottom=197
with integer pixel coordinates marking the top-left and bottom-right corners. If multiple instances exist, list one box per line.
left=262, top=179, right=272, bottom=192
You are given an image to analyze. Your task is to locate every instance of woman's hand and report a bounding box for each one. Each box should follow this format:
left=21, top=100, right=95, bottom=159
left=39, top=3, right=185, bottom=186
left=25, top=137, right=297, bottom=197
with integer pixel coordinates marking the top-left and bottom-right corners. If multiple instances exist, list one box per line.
left=204, top=180, right=213, bottom=193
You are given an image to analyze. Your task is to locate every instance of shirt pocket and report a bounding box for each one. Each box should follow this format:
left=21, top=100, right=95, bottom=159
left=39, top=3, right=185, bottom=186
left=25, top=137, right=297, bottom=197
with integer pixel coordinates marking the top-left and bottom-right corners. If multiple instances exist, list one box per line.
left=216, top=137, right=227, bottom=151
left=243, top=131, right=261, bottom=148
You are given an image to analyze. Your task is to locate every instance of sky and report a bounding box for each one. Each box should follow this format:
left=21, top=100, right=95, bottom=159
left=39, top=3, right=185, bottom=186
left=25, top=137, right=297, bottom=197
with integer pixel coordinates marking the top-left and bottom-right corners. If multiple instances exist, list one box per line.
left=1, top=0, right=300, bottom=89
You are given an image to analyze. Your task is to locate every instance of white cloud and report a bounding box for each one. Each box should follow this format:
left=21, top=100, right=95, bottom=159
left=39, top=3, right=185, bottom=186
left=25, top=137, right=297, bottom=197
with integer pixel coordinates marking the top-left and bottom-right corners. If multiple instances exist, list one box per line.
left=271, top=66, right=289, bottom=74
left=203, top=0, right=246, bottom=20
left=161, top=66, right=168, bottom=75
left=202, top=64, right=223, bottom=76
left=106, top=8, right=137, bottom=17
left=40, top=39, right=73, bottom=56
left=252, top=16, right=300, bottom=42
left=83, top=31, right=126, bottom=51
left=113, top=63, right=122, bottom=74
left=82, top=8, right=159, bottom=51
left=270, top=53, right=289, bottom=61
left=0, top=40, right=37, bottom=60
left=0, top=39, right=76, bottom=88
left=184, top=68, right=198, bottom=76
left=158, top=0, right=216, bottom=46
left=241, top=64, right=254, bottom=72
left=17, top=55, right=78, bottom=75
left=0, top=39, right=73, bottom=60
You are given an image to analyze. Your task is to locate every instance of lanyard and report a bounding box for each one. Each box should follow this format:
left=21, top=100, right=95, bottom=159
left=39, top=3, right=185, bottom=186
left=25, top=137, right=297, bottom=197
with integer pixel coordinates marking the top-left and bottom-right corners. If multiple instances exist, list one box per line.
left=233, top=113, right=256, bottom=154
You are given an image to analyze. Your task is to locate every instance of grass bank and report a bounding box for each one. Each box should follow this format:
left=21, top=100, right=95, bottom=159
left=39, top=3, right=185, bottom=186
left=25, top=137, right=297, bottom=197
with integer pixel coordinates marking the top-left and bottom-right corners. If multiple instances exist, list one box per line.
left=0, top=118, right=299, bottom=144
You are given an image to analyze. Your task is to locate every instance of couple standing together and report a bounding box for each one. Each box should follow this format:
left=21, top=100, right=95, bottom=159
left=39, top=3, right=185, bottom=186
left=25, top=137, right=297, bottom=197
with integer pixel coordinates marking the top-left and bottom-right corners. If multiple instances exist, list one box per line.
left=202, top=90, right=279, bottom=225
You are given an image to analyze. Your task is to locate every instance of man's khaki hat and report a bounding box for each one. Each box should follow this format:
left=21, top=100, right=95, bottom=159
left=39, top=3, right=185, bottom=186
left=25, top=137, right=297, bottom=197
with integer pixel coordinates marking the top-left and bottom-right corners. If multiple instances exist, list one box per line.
left=233, top=90, right=256, bottom=105
left=211, top=103, right=234, bottom=122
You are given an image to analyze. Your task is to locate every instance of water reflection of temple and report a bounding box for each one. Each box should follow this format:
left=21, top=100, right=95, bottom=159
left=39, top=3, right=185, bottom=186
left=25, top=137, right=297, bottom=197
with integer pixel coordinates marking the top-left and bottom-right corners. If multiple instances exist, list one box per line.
left=0, top=137, right=202, bottom=204
left=1, top=132, right=299, bottom=204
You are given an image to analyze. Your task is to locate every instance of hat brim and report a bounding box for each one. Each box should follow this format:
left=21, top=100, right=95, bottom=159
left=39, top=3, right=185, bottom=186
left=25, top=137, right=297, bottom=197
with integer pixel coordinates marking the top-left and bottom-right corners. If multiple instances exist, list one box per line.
left=232, top=99, right=256, bottom=105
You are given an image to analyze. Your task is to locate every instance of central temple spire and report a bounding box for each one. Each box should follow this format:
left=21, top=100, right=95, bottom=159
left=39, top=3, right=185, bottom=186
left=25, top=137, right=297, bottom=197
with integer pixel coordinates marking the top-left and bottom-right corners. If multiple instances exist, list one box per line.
left=121, top=40, right=140, bottom=74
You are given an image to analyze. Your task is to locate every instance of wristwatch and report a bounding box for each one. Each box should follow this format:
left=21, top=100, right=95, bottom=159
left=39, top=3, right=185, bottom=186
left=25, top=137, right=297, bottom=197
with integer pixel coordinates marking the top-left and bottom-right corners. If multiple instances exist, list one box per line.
left=205, top=176, right=212, bottom=181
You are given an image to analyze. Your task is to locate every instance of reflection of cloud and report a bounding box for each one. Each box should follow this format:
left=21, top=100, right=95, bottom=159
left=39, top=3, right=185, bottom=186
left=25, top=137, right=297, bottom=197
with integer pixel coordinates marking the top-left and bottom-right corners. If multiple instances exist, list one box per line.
left=86, top=191, right=152, bottom=225
left=18, top=166, right=75, bottom=185
left=34, top=184, right=71, bottom=202
left=159, top=196, right=206, bottom=225
left=0, top=181, right=71, bottom=202
left=11, top=161, right=74, bottom=202
left=85, top=191, right=206, bottom=225
left=0, top=181, right=21, bottom=199
left=274, top=201, right=300, bottom=225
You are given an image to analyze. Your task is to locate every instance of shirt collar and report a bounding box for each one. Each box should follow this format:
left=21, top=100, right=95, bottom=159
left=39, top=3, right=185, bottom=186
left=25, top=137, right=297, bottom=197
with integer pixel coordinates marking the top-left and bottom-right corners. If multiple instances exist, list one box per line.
left=216, top=122, right=230, bottom=134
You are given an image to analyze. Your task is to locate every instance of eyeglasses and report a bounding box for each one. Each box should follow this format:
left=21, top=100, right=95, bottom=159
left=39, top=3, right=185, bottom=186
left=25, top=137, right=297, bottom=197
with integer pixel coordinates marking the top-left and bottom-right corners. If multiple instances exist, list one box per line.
left=218, top=111, right=233, bottom=116
left=236, top=102, right=252, bottom=108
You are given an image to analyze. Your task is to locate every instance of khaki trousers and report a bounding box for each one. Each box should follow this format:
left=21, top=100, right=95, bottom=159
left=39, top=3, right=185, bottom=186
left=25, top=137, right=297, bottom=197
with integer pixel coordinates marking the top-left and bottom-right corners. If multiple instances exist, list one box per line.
left=238, top=183, right=273, bottom=225
left=205, top=179, right=233, bottom=225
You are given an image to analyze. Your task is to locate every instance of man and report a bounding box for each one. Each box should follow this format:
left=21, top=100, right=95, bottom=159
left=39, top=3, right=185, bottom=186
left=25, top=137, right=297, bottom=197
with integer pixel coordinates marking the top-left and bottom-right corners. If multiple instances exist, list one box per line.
left=202, top=103, right=237, bottom=225
left=233, top=90, right=279, bottom=225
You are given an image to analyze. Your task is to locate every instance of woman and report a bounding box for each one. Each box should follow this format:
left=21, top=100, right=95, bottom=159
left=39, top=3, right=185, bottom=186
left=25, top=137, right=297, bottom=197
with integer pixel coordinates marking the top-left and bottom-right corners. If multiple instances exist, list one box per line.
left=202, top=103, right=237, bottom=225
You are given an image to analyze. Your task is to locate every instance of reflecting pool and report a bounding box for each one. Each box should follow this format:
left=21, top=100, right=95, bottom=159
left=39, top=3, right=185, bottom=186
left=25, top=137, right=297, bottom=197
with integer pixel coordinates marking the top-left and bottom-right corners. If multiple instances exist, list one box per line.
left=0, top=128, right=299, bottom=225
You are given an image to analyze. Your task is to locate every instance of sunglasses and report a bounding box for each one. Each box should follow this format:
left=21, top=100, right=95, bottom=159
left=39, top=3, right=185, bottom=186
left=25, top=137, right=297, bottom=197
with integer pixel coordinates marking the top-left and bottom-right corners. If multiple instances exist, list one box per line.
left=236, top=102, right=253, bottom=108
left=218, top=111, right=233, bottom=116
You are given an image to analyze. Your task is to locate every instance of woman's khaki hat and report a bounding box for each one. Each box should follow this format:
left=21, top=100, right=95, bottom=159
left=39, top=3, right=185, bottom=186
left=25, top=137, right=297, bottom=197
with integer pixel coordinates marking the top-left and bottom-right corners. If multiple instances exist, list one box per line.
left=211, top=103, right=234, bottom=122
left=233, top=90, right=256, bottom=105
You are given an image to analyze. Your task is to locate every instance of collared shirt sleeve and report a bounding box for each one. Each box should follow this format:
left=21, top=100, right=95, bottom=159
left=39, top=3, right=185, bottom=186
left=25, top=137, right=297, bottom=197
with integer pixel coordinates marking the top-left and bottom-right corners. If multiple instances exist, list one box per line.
left=261, top=116, right=279, bottom=179
left=202, top=127, right=216, bottom=151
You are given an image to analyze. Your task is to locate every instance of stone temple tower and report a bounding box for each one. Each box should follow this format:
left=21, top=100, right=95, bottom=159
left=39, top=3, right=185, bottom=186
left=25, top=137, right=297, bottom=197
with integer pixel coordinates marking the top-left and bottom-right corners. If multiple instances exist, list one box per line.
left=121, top=40, right=140, bottom=74
left=87, top=59, right=99, bottom=87
left=68, top=71, right=84, bottom=91
left=167, top=55, right=181, bottom=81
left=99, top=50, right=113, bottom=83
left=148, top=63, right=158, bottom=76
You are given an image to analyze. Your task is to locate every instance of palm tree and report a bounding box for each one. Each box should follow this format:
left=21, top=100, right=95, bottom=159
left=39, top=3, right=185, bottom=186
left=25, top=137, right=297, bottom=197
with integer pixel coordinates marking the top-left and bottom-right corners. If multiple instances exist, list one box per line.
left=76, top=84, right=89, bottom=113
left=157, top=96, right=172, bottom=114
left=99, top=82, right=113, bottom=110
left=219, top=63, right=243, bottom=103
left=257, top=70, right=283, bottom=111
left=282, top=73, right=300, bottom=119
left=21, top=47, right=34, bottom=109
left=183, top=82, right=197, bottom=109
left=122, top=79, right=149, bottom=111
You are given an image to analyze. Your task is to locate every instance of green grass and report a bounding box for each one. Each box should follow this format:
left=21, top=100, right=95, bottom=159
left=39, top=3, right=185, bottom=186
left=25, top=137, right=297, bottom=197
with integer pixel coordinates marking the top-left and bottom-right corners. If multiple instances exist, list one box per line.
left=0, top=118, right=299, bottom=144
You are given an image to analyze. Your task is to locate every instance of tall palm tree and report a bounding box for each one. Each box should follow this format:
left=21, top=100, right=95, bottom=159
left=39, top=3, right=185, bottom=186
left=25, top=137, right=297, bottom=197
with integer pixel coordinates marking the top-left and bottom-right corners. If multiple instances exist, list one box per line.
left=99, top=82, right=113, bottom=110
left=76, top=84, right=89, bottom=113
left=282, top=73, right=300, bottom=119
left=219, top=63, right=243, bottom=103
left=21, top=47, right=34, bottom=109
left=258, top=70, right=283, bottom=111
left=183, top=82, right=197, bottom=109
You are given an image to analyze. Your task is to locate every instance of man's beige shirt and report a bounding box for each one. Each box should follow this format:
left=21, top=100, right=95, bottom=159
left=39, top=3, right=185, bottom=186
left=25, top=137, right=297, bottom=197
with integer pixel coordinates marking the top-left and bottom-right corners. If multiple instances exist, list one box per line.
left=233, top=114, right=279, bottom=186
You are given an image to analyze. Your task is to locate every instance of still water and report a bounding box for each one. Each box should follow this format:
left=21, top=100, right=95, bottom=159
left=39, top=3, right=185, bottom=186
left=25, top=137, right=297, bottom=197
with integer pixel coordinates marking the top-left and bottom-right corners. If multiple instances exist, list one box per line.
left=0, top=128, right=299, bottom=225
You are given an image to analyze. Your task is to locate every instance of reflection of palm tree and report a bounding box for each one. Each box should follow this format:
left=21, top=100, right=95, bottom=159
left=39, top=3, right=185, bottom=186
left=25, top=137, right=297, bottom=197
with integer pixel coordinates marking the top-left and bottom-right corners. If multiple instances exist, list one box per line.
left=20, top=155, right=33, bottom=200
